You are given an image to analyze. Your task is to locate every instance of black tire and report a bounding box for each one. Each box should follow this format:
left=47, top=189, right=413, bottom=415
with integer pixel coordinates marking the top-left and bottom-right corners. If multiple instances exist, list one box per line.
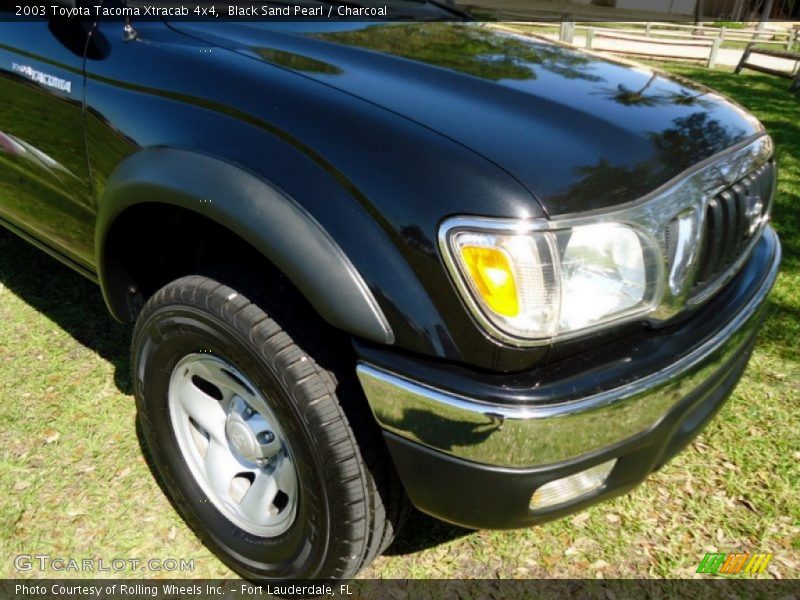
left=132, top=274, right=408, bottom=580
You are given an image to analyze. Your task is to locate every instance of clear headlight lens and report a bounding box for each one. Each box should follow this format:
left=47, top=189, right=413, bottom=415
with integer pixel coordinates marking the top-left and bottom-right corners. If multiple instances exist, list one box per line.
left=558, top=224, right=648, bottom=331
left=446, top=223, right=660, bottom=341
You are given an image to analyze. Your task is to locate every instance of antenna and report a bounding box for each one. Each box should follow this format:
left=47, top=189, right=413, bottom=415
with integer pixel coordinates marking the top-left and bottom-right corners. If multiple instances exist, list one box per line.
left=122, top=15, right=138, bottom=42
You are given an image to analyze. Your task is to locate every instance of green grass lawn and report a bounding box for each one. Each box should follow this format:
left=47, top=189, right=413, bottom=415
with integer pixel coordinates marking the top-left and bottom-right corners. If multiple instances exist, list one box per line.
left=1, top=63, right=798, bottom=579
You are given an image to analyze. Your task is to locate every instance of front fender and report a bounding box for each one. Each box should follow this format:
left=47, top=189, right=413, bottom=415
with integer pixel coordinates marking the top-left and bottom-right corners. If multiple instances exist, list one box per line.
left=96, top=147, right=394, bottom=344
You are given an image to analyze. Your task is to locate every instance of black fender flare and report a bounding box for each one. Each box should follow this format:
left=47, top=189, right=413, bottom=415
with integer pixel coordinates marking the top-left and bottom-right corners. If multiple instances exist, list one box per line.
left=95, top=147, right=394, bottom=344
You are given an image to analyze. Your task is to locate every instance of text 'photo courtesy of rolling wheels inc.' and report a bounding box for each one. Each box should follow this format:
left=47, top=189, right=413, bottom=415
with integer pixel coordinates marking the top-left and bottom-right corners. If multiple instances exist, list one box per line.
left=0, top=0, right=797, bottom=598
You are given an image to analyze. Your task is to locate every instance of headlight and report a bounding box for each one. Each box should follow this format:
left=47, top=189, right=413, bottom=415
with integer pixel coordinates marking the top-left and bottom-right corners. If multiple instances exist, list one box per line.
left=445, top=222, right=661, bottom=341
left=558, top=224, right=652, bottom=330
left=439, top=136, right=774, bottom=346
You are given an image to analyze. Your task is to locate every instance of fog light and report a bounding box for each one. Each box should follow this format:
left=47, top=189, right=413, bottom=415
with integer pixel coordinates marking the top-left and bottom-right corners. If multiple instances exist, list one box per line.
left=529, top=459, right=617, bottom=510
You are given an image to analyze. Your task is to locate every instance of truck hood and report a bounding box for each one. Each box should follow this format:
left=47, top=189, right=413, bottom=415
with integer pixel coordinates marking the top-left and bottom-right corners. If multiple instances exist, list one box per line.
left=173, top=22, right=764, bottom=215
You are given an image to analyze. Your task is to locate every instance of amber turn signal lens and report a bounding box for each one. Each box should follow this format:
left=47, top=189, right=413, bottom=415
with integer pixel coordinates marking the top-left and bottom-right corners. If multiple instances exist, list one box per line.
left=459, top=246, right=520, bottom=317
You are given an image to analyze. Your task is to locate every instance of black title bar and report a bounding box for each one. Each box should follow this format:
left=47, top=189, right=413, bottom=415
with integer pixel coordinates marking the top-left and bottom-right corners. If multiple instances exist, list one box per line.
left=5, top=0, right=800, bottom=22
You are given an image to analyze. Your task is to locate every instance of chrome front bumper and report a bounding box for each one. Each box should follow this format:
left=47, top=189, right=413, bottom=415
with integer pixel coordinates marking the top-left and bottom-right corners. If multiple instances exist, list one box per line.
left=357, top=227, right=781, bottom=469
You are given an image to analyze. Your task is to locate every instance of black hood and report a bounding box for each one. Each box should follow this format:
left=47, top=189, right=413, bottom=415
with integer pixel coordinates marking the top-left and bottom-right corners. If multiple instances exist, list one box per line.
left=171, top=22, right=764, bottom=216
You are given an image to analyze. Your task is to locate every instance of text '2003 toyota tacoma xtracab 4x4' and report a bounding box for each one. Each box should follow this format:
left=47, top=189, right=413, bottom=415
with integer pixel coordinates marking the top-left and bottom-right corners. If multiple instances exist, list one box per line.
left=0, top=15, right=780, bottom=581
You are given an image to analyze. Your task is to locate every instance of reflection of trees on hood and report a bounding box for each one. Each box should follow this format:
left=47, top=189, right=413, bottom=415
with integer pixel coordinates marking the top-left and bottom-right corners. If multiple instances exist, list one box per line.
left=649, top=112, right=743, bottom=173
left=554, top=158, right=655, bottom=208
left=663, top=89, right=714, bottom=108
left=535, top=46, right=602, bottom=82
left=597, top=75, right=716, bottom=109
left=597, top=73, right=666, bottom=107
left=550, top=112, right=747, bottom=208
left=255, top=48, right=343, bottom=74
left=316, top=24, right=601, bottom=82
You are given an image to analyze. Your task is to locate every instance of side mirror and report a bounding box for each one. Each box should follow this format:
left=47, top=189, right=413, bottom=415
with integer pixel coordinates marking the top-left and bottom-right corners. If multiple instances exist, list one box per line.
left=48, top=1, right=96, bottom=57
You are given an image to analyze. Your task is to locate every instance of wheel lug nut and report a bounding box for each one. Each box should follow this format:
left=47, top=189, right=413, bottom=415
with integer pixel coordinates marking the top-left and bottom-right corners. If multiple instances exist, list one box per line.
left=257, top=431, right=275, bottom=445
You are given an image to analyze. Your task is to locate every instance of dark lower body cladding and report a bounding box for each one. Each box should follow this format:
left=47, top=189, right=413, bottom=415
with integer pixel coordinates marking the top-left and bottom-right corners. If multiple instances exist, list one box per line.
left=356, top=227, right=781, bottom=529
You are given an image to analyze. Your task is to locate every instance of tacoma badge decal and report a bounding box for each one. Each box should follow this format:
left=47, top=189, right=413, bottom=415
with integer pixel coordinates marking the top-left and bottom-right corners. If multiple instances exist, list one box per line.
left=11, top=63, right=72, bottom=93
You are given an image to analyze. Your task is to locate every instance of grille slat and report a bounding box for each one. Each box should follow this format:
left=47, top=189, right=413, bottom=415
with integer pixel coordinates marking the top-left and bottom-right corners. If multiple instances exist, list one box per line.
left=695, top=222, right=714, bottom=284
left=720, top=185, right=741, bottom=265
left=692, top=160, right=774, bottom=296
left=734, top=181, right=751, bottom=255
left=704, top=197, right=725, bottom=279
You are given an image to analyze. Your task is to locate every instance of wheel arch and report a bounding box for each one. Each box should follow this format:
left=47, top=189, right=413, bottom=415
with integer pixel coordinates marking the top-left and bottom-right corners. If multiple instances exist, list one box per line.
left=96, top=147, right=394, bottom=344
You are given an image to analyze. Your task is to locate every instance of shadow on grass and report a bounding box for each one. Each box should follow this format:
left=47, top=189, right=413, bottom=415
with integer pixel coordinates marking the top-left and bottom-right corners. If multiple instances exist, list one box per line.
left=385, top=509, right=473, bottom=556
left=0, top=227, right=132, bottom=394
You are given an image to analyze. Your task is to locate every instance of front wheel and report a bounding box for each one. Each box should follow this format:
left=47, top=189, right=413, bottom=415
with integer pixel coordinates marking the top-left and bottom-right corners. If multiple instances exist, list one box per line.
left=132, top=275, right=407, bottom=580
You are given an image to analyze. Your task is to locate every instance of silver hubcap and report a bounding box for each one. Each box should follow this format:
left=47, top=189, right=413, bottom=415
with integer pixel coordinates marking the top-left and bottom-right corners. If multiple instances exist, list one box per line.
left=168, top=354, right=298, bottom=537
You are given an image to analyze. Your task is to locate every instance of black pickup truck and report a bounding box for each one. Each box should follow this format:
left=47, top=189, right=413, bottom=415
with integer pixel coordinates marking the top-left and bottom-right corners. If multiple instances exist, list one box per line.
left=0, top=12, right=781, bottom=581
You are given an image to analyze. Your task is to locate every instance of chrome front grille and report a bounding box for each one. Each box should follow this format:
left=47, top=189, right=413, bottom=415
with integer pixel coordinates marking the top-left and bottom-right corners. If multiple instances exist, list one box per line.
left=692, top=160, right=775, bottom=296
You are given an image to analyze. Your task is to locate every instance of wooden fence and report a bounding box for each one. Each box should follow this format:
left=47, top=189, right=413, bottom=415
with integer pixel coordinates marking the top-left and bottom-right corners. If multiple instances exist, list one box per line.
left=544, top=21, right=799, bottom=68
left=557, top=21, right=797, bottom=50
left=583, top=27, right=722, bottom=67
